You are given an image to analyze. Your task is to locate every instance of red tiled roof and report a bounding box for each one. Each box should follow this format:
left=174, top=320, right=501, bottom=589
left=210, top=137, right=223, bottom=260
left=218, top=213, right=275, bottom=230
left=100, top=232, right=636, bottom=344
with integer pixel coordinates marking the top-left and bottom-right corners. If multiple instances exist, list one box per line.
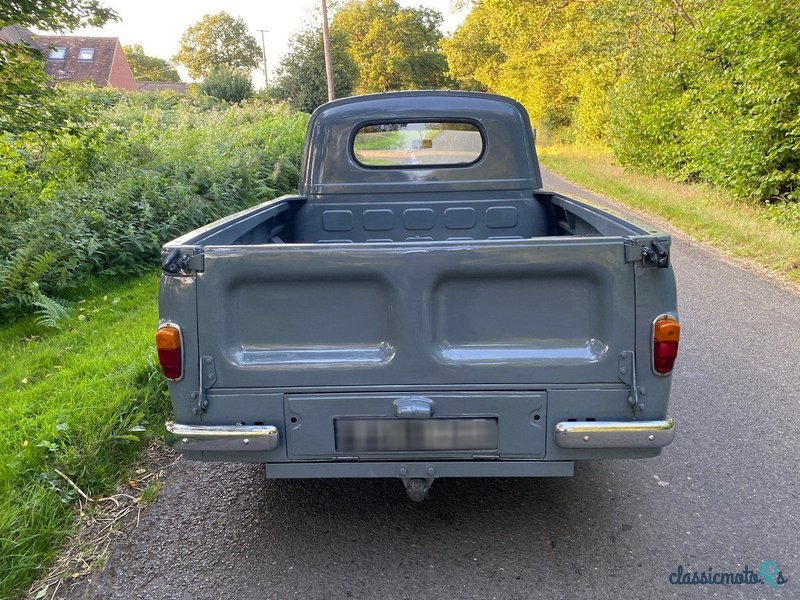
left=33, top=35, right=137, bottom=90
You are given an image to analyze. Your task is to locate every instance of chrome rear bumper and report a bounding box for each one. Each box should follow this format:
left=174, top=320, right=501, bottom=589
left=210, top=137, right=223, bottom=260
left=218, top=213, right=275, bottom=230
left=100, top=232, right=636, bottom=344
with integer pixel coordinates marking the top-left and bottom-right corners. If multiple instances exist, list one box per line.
left=165, top=422, right=279, bottom=452
left=554, top=418, right=675, bottom=449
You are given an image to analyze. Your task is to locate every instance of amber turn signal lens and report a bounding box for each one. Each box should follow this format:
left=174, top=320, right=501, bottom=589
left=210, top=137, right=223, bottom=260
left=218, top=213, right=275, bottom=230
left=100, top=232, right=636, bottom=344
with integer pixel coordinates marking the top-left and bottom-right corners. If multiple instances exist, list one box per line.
left=654, top=319, right=680, bottom=343
left=653, top=316, right=680, bottom=375
left=156, top=325, right=182, bottom=380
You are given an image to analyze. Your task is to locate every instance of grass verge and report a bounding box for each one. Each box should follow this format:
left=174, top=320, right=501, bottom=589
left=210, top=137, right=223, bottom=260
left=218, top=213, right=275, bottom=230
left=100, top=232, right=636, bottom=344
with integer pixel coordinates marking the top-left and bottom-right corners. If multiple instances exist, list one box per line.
left=0, top=271, right=168, bottom=599
left=538, top=144, right=800, bottom=285
left=28, top=442, right=178, bottom=600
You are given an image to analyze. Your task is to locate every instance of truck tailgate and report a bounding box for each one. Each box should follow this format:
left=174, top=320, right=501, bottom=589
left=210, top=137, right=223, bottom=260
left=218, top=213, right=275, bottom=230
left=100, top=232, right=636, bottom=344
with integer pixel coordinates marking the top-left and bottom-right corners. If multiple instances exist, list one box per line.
left=195, top=238, right=634, bottom=388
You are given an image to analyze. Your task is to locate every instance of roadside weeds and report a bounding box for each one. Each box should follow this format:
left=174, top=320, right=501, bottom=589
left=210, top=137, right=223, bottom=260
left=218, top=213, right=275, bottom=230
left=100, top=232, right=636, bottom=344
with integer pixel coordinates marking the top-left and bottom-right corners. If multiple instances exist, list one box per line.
left=26, top=443, right=179, bottom=600
left=0, top=272, right=168, bottom=599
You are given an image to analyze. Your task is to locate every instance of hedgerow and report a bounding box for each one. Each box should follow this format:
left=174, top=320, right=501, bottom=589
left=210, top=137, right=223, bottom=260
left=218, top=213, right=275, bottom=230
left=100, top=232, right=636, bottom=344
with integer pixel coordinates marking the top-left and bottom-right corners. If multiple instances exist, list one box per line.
left=444, top=0, right=800, bottom=212
left=0, top=87, right=308, bottom=320
left=610, top=0, right=800, bottom=205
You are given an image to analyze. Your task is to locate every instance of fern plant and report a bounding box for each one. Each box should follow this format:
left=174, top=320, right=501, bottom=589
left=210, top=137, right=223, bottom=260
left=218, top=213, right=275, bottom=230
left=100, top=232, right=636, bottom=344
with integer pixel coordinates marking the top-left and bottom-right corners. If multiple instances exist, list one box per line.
left=31, top=288, right=70, bottom=329
left=0, top=251, right=70, bottom=327
left=0, top=249, right=54, bottom=309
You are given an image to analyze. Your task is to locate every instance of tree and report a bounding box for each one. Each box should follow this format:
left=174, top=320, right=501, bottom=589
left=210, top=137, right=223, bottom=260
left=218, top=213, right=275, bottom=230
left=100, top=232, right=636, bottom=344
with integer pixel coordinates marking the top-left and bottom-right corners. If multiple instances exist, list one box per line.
left=333, top=0, right=452, bottom=92
left=610, top=0, right=800, bottom=201
left=442, top=0, right=638, bottom=140
left=0, top=44, right=70, bottom=134
left=200, top=68, right=253, bottom=103
left=445, top=0, right=799, bottom=201
left=173, top=12, right=261, bottom=80
left=0, top=0, right=116, bottom=30
left=124, top=44, right=181, bottom=82
left=270, top=27, right=357, bottom=113
left=439, top=8, right=499, bottom=92
left=0, top=0, right=117, bottom=135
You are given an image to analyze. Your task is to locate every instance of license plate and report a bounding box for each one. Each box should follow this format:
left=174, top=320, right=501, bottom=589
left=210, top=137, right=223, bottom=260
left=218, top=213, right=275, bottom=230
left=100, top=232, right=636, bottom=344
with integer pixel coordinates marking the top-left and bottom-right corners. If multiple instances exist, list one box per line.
left=335, top=418, right=498, bottom=452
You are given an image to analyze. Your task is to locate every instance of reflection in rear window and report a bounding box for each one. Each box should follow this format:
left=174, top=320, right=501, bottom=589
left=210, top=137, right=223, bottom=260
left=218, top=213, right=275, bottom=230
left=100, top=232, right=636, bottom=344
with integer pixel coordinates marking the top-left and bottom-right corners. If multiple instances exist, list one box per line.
left=353, top=122, right=483, bottom=167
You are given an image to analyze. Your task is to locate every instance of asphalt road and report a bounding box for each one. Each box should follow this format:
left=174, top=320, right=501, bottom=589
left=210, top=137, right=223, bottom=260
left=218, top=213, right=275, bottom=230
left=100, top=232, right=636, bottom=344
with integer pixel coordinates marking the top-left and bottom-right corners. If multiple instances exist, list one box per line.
left=65, top=169, right=799, bottom=599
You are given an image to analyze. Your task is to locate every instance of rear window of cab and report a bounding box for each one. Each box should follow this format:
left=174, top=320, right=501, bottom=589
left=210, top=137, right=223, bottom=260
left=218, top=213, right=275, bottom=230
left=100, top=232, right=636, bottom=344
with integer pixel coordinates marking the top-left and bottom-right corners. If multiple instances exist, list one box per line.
left=352, top=121, right=484, bottom=168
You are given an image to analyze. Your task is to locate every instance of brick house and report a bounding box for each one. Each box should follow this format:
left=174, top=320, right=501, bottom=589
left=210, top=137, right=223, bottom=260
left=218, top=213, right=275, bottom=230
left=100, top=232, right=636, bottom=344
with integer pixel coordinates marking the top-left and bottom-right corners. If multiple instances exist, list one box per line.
left=33, top=35, right=138, bottom=91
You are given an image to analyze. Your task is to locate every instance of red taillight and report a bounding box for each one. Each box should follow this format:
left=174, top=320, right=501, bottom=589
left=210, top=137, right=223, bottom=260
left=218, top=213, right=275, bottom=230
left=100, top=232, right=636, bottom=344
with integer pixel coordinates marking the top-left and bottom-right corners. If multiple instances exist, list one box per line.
left=653, top=316, right=680, bottom=375
left=156, top=325, right=183, bottom=380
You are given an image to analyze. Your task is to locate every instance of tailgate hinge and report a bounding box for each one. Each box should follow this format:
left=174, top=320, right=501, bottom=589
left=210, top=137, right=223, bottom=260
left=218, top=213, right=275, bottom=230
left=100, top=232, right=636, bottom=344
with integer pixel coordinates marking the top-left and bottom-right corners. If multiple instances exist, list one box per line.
left=162, top=248, right=204, bottom=276
left=191, top=356, right=216, bottom=415
left=618, top=351, right=647, bottom=412
left=625, top=238, right=670, bottom=268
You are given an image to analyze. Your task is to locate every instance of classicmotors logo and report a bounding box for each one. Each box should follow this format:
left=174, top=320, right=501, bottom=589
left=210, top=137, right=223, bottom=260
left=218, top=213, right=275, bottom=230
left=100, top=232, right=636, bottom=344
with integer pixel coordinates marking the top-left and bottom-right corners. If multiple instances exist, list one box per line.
left=669, top=561, right=788, bottom=590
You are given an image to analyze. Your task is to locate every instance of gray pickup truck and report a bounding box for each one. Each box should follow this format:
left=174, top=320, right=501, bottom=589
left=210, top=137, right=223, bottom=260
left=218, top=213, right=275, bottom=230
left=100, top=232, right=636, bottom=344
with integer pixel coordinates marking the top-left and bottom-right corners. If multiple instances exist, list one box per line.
left=158, top=91, right=679, bottom=500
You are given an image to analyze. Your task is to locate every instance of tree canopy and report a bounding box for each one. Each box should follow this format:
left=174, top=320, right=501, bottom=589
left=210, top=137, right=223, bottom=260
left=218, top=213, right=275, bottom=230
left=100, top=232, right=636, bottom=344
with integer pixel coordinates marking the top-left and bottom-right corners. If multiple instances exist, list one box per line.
left=270, top=27, right=357, bottom=113
left=0, top=0, right=116, bottom=29
left=200, top=68, right=253, bottom=103
left=173, top=12, right=261, bottom=80
left=333, top=0, right=452, bottom=93
left=443, top=0, right=800, bottom=202
left=124, top=45, right=181, bottom=82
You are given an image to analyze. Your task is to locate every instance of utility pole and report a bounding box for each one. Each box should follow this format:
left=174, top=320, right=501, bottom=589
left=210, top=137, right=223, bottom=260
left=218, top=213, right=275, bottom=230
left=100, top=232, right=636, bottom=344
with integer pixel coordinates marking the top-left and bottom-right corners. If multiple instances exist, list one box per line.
left=320, top=0, right=335, bottom=102
left=257, top=29, right=269, bottom=87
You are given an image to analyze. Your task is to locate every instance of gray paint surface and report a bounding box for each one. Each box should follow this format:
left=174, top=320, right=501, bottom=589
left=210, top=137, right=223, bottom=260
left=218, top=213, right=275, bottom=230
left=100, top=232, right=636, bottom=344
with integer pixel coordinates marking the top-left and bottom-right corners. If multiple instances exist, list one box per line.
left=64, top=169, right=799, bottom=600
left=160, top=92, right=678, bottom=471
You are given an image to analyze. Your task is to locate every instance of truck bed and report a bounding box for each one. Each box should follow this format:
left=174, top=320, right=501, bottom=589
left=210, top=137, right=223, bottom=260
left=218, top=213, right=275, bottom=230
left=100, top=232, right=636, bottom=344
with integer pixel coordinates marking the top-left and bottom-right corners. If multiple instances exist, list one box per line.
left=162, top=191, right=668, bottom=392
left=166, top=191, right=659, bottom=247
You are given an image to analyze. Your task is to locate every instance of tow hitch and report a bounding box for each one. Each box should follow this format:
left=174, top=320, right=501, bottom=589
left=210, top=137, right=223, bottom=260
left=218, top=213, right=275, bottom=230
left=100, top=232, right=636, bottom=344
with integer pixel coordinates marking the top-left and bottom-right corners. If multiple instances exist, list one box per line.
left=403, top=477, right=433, bottom=502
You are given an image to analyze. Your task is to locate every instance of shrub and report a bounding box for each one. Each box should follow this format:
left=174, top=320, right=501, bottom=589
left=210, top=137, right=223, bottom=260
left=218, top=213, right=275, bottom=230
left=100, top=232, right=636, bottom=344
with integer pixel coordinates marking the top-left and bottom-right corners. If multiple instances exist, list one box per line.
left=610, top=0, right=800, bottom=202
left=200, top=68, right=254, bottom=104
left=0, top=87, right=308, bottom=321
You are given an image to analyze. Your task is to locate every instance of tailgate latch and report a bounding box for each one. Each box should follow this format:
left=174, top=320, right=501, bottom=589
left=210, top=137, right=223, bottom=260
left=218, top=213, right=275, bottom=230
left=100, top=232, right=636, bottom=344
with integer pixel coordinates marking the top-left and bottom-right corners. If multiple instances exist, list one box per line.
left=625, top=238, right=670, bottom=268
left=162, top=249, right=204, bottom=276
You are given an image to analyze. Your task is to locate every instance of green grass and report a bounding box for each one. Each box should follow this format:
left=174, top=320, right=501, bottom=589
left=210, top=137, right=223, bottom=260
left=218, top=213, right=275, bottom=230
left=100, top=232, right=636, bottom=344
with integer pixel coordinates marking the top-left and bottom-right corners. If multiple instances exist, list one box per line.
left=0, top=271, right=168, bottom=599
left=539, top=144, right=800, bottom=285
left=139, top=480, right=164, bottom=505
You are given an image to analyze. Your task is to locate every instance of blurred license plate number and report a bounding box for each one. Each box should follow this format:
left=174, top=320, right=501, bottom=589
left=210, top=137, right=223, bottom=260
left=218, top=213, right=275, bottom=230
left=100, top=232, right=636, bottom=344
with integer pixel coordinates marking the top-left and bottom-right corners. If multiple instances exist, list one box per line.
left=335, top=418, right=498, bottom=452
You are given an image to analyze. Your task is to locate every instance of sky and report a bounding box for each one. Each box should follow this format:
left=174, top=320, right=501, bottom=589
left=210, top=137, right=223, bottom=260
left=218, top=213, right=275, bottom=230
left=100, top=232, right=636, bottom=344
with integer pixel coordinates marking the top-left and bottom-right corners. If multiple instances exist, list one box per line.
left=34, top=0, right=469, bottom=88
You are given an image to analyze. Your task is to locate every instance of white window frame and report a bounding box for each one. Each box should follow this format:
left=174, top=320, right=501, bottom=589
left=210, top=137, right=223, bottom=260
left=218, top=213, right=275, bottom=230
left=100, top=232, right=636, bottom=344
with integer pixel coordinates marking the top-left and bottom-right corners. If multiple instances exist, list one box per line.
left=48, top=46, right=67, bottom=60
left=77, top=47, right=95, bottom=61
